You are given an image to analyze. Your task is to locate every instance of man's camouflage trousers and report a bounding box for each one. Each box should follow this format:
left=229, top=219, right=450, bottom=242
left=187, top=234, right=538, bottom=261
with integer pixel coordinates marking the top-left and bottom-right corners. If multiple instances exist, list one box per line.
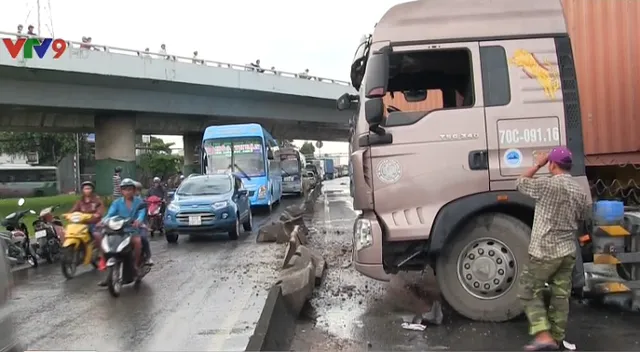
left=517, top=254, right=576, bottom=342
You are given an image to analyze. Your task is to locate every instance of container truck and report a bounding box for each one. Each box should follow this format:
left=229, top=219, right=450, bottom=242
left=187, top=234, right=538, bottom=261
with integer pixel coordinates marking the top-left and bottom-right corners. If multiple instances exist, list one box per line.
left=339, top=0, right=640, bottom=323
left=310, top=160, right=325, bottom=180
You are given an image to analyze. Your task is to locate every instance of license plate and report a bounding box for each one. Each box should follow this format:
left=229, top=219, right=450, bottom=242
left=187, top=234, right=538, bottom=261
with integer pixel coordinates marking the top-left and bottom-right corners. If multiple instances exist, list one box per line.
left=35, top=230, right=47, bottom=239
left=188, top=216, right=202, bottom=226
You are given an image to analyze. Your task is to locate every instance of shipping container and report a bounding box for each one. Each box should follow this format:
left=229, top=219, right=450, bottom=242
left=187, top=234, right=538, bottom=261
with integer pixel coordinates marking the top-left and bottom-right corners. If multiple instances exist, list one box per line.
left=382, top=0, right=640, bottom=164
left=563, top=0, right=640, bottom=164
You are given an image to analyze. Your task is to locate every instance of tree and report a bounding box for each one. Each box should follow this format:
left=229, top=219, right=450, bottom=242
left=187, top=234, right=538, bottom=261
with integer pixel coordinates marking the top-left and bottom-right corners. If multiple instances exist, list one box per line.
left=0, top=132, right=86, bottom=165
left=300, top=141, right=315, bottom=157
left=138, top=137, right=182, bottom=182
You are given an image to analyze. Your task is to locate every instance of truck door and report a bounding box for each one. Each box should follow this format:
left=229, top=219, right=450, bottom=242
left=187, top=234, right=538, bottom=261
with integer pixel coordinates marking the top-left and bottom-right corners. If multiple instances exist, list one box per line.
left=481, top=39, right=563, bottom=189
left=369, top=41, right=490, bottom=241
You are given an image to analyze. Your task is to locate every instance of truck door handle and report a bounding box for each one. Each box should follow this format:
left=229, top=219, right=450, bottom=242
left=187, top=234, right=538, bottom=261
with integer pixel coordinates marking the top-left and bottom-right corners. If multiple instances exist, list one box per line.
left=468, top=150, right=488, bottom=170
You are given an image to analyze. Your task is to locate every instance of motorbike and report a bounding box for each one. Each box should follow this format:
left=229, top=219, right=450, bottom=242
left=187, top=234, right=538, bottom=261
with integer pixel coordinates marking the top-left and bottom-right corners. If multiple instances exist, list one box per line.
left=60, top=212, right=100, bottom=279
left=0, top=198, right=38, bottom=267
left=146, top=195, right=164, bottom=237
left=32, top=205, right=63, bottom=263
left=101, top=203, right=151, bottom=297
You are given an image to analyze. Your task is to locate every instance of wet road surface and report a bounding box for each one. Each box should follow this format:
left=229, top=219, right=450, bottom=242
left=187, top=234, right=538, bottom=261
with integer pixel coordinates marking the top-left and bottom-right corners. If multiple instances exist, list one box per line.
left=11, top=196, right=301, bottom=352
left=291, top=179, right=640, bottom=351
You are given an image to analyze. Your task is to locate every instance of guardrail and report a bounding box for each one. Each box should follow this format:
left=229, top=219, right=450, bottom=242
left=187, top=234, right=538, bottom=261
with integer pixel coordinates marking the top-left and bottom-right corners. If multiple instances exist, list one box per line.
left=0, top=31, right=352, bottom=86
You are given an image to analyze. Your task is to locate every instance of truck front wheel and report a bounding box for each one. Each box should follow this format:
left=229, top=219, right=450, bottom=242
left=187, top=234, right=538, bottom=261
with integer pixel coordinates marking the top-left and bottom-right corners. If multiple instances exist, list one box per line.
left=435, top=212, right=530, bottom=322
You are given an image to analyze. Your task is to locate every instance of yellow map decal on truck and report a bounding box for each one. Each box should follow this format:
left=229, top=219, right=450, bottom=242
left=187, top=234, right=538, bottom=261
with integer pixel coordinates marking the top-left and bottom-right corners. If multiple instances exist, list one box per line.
left=509, top=49, right=560, bottom=100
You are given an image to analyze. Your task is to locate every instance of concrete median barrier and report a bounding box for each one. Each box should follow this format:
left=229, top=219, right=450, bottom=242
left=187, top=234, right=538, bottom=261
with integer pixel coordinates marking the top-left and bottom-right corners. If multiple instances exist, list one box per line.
left=248, top=196, right=327, bottom=351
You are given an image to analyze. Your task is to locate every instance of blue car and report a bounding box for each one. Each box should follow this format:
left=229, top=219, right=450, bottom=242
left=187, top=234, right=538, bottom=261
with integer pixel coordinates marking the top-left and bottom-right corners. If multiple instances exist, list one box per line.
left=164, top=174, right=253, bottom=243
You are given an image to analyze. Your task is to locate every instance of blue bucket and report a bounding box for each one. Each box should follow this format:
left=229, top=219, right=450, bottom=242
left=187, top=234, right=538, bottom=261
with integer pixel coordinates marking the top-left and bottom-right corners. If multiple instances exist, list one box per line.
left=594, top=200, right=624, bottom=224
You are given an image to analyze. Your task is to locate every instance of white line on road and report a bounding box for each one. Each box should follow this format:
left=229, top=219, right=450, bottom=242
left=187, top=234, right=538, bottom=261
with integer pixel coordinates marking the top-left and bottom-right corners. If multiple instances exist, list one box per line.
left=207, top=284, right=255, bottom=351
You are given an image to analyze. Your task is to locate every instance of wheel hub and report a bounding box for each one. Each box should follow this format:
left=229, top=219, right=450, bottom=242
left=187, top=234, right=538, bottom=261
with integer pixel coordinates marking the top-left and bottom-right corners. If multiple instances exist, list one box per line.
left=457, top=238, right=517, bottom=299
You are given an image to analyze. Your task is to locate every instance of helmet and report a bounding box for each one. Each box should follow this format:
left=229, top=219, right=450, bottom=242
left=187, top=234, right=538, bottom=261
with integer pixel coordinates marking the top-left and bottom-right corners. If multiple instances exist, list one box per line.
left=81, top=181, right=95, bottom=190
left=134, top=181, right=142, bottom=190
left=114, top=166, right=122, bottom=173
left=179, top=175, right=185, bottom=180
left=153, top=177, right=161, bottom=183
left=119, top=178, right=135, bottom=188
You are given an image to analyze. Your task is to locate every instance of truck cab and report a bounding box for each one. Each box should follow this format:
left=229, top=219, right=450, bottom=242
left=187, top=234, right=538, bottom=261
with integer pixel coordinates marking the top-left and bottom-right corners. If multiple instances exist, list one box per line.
left=341, top=0, right=590, bottom=322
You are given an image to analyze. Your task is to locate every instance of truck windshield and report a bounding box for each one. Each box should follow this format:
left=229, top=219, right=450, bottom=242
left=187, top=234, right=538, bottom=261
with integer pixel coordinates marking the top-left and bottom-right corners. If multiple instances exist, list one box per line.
left=280, top=156, right=300, bottom=176
left=203, top=138, right=265, bottom=178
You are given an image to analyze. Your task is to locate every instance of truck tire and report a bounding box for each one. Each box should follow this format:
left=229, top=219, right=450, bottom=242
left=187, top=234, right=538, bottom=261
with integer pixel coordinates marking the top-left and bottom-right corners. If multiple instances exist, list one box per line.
left=435, top=212, right=530, bottom=322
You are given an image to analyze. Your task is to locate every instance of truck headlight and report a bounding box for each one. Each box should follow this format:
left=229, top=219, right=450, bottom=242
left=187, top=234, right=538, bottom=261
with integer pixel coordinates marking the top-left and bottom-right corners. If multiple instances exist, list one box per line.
left=354, top=218, right=373, bottom=251
left=168, top=203, right=180, bottom=212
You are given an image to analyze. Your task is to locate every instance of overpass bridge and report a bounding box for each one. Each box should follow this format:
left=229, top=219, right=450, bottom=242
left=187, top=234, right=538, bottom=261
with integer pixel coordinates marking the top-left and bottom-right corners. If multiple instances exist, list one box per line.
left=0, top=31, right=355, bottom=194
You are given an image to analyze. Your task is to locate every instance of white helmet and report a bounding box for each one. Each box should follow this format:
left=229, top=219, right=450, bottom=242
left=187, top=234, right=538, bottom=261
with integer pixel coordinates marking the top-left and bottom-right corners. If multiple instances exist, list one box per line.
left=153, top=177, right=161, bottom=183
left=179, top=175, right=185, bottom=180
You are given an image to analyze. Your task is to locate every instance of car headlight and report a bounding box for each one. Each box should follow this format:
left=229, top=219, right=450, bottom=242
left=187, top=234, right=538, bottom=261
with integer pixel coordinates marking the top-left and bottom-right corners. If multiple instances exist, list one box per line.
left=107, top=218, right=125, bottom=231
left=168, top=203, right=180, bottom=212
left=354, top=218, right=373, bottom=251
left=117, top=236, right=131, bottom=252
left=212, top=201, right=228, bottom=210
left=258, top=185, right=267, bottom=198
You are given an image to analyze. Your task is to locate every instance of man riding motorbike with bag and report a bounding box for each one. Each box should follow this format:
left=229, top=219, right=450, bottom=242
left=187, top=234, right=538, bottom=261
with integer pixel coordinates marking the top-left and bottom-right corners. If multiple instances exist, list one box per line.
left=97, top=179, right=152, bottom=287
left=69, top=181, right=105, bottom=243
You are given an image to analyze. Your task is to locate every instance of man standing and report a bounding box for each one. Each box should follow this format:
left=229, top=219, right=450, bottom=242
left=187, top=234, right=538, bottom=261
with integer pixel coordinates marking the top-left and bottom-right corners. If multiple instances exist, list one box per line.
left=112, top=167, right=122, bottom=199
left=515, top=147, right=590, bottom=351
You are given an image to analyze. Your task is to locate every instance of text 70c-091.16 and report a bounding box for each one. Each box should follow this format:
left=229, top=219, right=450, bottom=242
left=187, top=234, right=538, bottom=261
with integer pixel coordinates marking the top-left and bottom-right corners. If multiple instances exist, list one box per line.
left=499, top=127, right=559, bottom=146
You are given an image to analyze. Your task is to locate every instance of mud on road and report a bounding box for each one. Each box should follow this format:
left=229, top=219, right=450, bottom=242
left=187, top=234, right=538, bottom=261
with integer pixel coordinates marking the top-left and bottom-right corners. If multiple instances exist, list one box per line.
left=291, top=179, right=640, bottom=352
left=10, top=196, right=300, bottom=352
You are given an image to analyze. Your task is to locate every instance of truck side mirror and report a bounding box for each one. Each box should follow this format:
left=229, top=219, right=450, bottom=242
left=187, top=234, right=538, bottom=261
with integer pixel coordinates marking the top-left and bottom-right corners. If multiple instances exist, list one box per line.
left=363, top=49, right=390, bottom=99
left=336, top=93, right=351, bottom=111
left=365, top=98, right=385, bottom=126
left=267, top=149, right=274, bottom=160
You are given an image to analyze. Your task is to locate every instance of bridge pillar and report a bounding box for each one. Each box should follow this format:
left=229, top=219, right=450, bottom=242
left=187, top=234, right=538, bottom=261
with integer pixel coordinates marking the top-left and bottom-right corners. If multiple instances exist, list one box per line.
left=183, top=132, right=202, bottom=175
left=94, top=114, right=137, bottom=196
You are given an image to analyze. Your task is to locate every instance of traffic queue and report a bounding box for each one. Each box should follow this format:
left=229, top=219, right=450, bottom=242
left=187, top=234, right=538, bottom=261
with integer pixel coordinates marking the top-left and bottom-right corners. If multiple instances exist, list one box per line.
left=0, top=178, right=162, bottom=297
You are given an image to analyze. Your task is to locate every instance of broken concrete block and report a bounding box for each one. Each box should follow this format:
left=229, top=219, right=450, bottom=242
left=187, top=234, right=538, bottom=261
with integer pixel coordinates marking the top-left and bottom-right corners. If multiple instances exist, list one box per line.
left=277, top=245, right=316, bottom=315
left=308, top=248, right=326, bottom=286
left=256, top=221, right=289, bottom=243
left=293, top=225, right=308, bottom=245
left=282, top=234, right=300, bottom=269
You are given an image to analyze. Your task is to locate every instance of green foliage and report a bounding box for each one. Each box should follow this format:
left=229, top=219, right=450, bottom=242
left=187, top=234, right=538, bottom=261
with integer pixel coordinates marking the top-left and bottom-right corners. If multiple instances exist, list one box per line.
left=300, top=141, right=315, bottom=157
left=138, top=137, right=182, bottom=182
left=0, top=132, right=89, bottom=165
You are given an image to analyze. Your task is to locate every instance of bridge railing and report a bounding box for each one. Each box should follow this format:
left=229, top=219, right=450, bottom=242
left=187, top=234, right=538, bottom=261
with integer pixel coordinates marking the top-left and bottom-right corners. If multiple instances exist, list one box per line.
left=0, top=31, right=352, bottom=86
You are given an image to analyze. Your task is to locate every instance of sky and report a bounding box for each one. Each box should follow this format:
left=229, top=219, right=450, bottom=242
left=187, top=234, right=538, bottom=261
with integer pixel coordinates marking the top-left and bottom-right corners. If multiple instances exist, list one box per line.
left=1, top=0, right=405, bottom=155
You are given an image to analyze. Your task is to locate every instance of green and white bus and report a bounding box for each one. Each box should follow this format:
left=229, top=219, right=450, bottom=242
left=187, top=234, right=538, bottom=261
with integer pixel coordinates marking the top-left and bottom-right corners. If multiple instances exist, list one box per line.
left=0, top=165, right=60, bottom=198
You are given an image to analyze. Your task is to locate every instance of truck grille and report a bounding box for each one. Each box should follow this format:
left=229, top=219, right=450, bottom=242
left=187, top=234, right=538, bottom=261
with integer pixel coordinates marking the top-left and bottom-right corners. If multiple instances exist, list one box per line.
left=175, top=212, right=215, bottom=225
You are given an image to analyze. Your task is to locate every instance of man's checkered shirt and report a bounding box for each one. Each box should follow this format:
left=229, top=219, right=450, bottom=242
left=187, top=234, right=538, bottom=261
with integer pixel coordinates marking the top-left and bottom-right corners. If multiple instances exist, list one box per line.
left=516, top=174, right=590, bottom=259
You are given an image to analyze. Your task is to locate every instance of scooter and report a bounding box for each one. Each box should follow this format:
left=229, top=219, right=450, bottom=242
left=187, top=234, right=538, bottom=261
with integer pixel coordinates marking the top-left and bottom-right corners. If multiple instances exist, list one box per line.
left=60, top=212, right=100, bottom=279
left=101, top=203, right=151, bottom=297
left=0, top=198, right=38, bottom=267
left=146, top=195, right=164, bottom=237
left=32, top=205, right=63, bottom=263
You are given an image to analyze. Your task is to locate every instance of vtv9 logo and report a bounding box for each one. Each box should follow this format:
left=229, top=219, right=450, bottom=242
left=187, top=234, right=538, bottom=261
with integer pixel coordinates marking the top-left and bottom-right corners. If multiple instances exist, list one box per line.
left=2, top=38, right=68, bottom=59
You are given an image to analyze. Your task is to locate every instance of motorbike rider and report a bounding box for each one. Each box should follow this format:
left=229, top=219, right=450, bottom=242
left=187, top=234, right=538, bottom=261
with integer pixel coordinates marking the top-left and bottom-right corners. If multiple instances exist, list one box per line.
left=97, top=178, right=149, bottom=287
left=134, top=181, right=154, bottom=266
left=148, top=177, right=167, bottom=215
left=170, top=171, right=184, bottom=189
left=68, top=181, right=105, bottom=243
